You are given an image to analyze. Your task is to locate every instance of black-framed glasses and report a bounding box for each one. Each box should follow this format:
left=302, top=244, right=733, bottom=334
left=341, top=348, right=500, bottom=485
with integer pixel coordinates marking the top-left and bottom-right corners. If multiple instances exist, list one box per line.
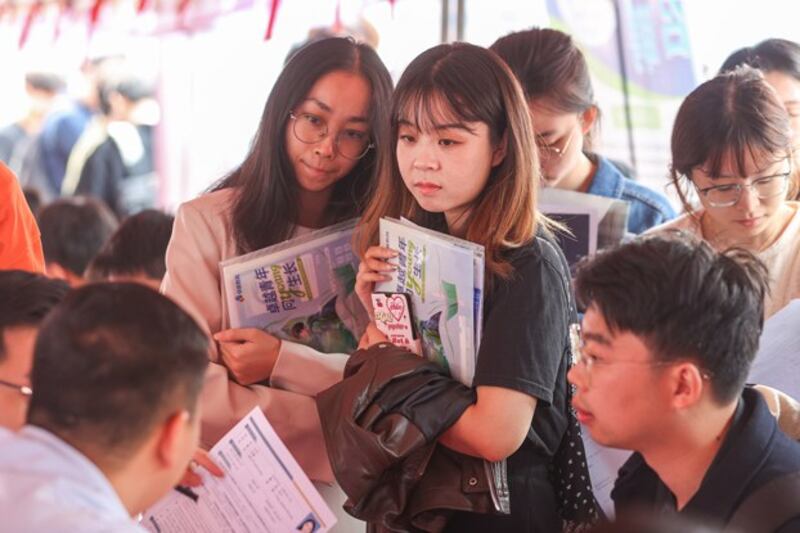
left=536, top=126, right=576, bottom=162
left=694, top=162, right=792, bottom=208
left=289, top=111, right=373, bottom=160
left=0, top=378, right=32, bottom=397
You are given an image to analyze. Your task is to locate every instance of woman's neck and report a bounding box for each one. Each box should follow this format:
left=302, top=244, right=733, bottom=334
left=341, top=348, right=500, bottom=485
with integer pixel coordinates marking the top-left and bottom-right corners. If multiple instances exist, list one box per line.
left=295, top=188, right=335, bottom=229
left=558, top=152, right=596, bottom=192
left=444, top=206, right=472, bottom=238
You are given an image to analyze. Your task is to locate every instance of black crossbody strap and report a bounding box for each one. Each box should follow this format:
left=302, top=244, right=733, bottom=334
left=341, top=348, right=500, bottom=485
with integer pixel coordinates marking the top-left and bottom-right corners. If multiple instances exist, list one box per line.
left=725, top=471, right=800, bottom=533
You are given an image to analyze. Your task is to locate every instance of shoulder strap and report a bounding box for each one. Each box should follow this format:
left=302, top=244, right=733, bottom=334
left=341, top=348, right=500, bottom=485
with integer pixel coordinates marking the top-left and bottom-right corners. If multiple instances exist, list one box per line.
left=725, top=471, right=800, bottom=533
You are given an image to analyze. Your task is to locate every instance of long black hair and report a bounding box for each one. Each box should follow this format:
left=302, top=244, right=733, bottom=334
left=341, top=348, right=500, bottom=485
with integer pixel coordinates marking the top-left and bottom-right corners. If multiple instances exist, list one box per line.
left=214, top=37, right=393, bottom=254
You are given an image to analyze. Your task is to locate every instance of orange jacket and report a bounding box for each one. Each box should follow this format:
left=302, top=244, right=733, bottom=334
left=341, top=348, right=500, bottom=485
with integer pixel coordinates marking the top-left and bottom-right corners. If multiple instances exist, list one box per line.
left=0, top=162, right=45, bottom=273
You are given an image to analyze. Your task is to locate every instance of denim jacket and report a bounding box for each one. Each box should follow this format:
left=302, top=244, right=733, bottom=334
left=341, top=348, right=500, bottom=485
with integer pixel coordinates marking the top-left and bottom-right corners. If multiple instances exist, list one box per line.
left=587, top=155, right=676, bottom=234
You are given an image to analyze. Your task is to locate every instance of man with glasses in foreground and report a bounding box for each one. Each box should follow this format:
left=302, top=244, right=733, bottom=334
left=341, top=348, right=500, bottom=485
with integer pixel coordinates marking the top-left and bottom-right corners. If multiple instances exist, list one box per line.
left=0, top=270, right=68, bottom=430
left=569, top=234, right=800, bottom=531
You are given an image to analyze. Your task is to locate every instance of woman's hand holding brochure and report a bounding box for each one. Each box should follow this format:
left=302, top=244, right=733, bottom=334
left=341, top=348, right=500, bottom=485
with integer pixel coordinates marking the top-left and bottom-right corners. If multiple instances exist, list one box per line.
left=214, top=328, right=282, bottom=385
left=355, top=246, right=398, bottom=317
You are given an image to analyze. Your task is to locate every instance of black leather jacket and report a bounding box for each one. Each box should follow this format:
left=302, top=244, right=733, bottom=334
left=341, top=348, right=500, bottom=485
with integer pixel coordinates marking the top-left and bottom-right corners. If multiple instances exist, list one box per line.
left=316, top=343, right=509, bottom=532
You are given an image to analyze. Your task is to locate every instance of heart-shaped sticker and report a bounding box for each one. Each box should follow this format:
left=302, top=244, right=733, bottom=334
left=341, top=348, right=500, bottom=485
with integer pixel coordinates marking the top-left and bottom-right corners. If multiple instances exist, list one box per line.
left=387, top=295, right=406, bottom=322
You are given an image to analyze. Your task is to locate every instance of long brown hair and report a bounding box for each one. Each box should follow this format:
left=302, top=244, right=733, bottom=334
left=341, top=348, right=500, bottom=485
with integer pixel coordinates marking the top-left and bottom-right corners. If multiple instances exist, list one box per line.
left=357, top=42, right=548, bottom=280
left=214, top=38, right=393, bottom=254
left=670, top=66, right=795, bottom=215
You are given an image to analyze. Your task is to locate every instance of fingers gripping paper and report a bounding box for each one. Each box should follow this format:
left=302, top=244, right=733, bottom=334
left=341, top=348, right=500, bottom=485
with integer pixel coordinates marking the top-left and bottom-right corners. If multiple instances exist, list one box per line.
left=143, top=407, right=337, bottom=532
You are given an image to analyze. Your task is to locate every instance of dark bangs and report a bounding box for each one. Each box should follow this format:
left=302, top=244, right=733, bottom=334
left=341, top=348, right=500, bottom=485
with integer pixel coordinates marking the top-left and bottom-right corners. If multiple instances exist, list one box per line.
left=672, top=66, right=792, bottom=179
left=392, top=44, right=507, bottom=144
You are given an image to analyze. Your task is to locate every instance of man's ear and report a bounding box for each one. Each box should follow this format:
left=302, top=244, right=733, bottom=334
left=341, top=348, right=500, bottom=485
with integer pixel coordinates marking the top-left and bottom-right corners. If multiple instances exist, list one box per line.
left=669, top=362, right=706, bottom=411
left=491, top=131, right=509, bottom=167
left=580, top=106, right=598, bottom=135
left=154, top=410, right=190, bottom=468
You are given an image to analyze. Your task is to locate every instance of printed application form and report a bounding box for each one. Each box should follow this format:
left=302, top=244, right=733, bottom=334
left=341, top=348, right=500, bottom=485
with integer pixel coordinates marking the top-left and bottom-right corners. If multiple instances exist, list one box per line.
left=143, top=407, right=336, bottom=532
left=749, top=298, right=800, bottom=399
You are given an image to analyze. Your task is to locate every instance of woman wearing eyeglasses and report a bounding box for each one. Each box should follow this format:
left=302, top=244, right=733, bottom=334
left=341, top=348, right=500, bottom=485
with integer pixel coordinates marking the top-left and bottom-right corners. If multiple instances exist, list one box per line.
left=161, top=37, right=392, bottom=527
left=490, top=28, right=676, bottom=235
left=650, top=66, right=800, bottom=318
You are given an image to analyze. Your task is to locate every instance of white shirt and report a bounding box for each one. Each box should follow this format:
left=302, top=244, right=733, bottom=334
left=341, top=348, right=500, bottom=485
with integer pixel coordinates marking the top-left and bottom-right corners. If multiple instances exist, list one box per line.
left=0, top=426, right=145, bottom=532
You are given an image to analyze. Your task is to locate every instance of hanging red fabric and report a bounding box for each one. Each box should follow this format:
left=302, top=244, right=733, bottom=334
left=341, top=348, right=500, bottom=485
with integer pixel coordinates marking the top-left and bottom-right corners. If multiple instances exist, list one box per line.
left=332, top=0, right=342, bottom=33
left=264, top=0, right=280, bottom=40
left=177, top=0, right=191, bottom=16
left=88, top=0, right=105, bottom=35
left=53, top=2, right=64, bottom=42
left=19, top=1, right=44, bottom=48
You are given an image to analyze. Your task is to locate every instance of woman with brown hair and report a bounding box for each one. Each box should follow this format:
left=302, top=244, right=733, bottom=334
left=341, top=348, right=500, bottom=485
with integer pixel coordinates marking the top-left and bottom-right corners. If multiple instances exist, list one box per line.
left=490, top=27, right=676, bottom=234
left=355, top=42, right=576, bottom=531
left=650, top=66, right=800, bottom=318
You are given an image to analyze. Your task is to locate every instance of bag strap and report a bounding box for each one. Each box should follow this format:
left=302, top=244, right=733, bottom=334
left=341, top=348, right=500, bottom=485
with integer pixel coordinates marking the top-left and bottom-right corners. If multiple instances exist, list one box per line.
left=725, top=471, right=800, bottom=533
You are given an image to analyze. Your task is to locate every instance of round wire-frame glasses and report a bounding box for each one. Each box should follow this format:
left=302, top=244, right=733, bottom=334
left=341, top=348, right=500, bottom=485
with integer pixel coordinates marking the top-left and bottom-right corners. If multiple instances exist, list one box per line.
left=694, top=160, right=792, bottom=208
left=537, top=127, right=576, bottom=161
left=289, top=111, right=373, bottom=160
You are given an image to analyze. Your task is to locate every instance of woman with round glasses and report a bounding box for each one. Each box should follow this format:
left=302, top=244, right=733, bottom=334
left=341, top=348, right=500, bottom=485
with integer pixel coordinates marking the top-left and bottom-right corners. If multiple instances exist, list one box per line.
left=650, top=66, right=800, bottom=318
left=161, top=37, right=392, bottom=528
left=490, top=28, right=676, bottom=234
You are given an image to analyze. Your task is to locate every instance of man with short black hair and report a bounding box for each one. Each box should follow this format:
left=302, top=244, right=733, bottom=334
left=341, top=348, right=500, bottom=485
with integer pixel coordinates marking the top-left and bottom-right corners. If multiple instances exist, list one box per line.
left=86, top=208, right=174, bottom=289
left=0, top=270, right=68, bottom=430
left=569, top=234, right=800, bottom=531
left=38, top=196, right=118, bottom=285
left=0, top=283, right=209, bottom=531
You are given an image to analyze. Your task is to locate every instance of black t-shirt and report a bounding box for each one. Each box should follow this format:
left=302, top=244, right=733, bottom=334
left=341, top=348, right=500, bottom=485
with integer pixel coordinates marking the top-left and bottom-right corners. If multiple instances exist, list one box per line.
left=445, top=232, right=575, bottom=533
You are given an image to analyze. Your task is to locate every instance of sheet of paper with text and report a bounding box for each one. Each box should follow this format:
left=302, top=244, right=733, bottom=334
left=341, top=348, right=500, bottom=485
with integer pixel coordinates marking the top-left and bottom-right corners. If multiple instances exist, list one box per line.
left=142, top=407, right=336, bottom=533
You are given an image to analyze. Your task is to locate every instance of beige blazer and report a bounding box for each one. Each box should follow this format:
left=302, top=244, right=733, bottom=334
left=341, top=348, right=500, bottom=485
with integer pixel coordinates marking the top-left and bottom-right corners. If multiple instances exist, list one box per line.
left=161, top=188, right=348, bottom=483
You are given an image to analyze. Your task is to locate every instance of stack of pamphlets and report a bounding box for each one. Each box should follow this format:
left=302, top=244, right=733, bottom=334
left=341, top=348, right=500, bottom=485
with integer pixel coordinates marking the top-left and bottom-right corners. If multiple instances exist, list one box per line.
left=375, top=218, right=510, bottom=515
left=220, top=219, right=368, bottom=354
left=375, top=217, right=485, bottom=386
left=538, top=188, right=629, bottom=268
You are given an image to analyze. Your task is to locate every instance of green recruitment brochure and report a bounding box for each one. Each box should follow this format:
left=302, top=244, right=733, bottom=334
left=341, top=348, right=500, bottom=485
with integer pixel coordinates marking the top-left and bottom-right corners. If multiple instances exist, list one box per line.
left=376, top=217, right=485, bottom=386
left=220, top=219, right=368, bottom=354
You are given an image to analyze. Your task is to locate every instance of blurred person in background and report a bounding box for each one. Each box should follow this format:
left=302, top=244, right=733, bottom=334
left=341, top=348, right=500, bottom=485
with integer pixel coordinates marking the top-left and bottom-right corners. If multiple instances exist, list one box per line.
left=86, top=209, right=174, bottom=289
left=38, top=196, right=118, bottom=286
left=0, top=71, right=65, bottom=176
left=36, top=55, right=124, bottom=201
left=61, top=76, right=158, bottom=217
left=720, top=38, right=800, bottom=200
